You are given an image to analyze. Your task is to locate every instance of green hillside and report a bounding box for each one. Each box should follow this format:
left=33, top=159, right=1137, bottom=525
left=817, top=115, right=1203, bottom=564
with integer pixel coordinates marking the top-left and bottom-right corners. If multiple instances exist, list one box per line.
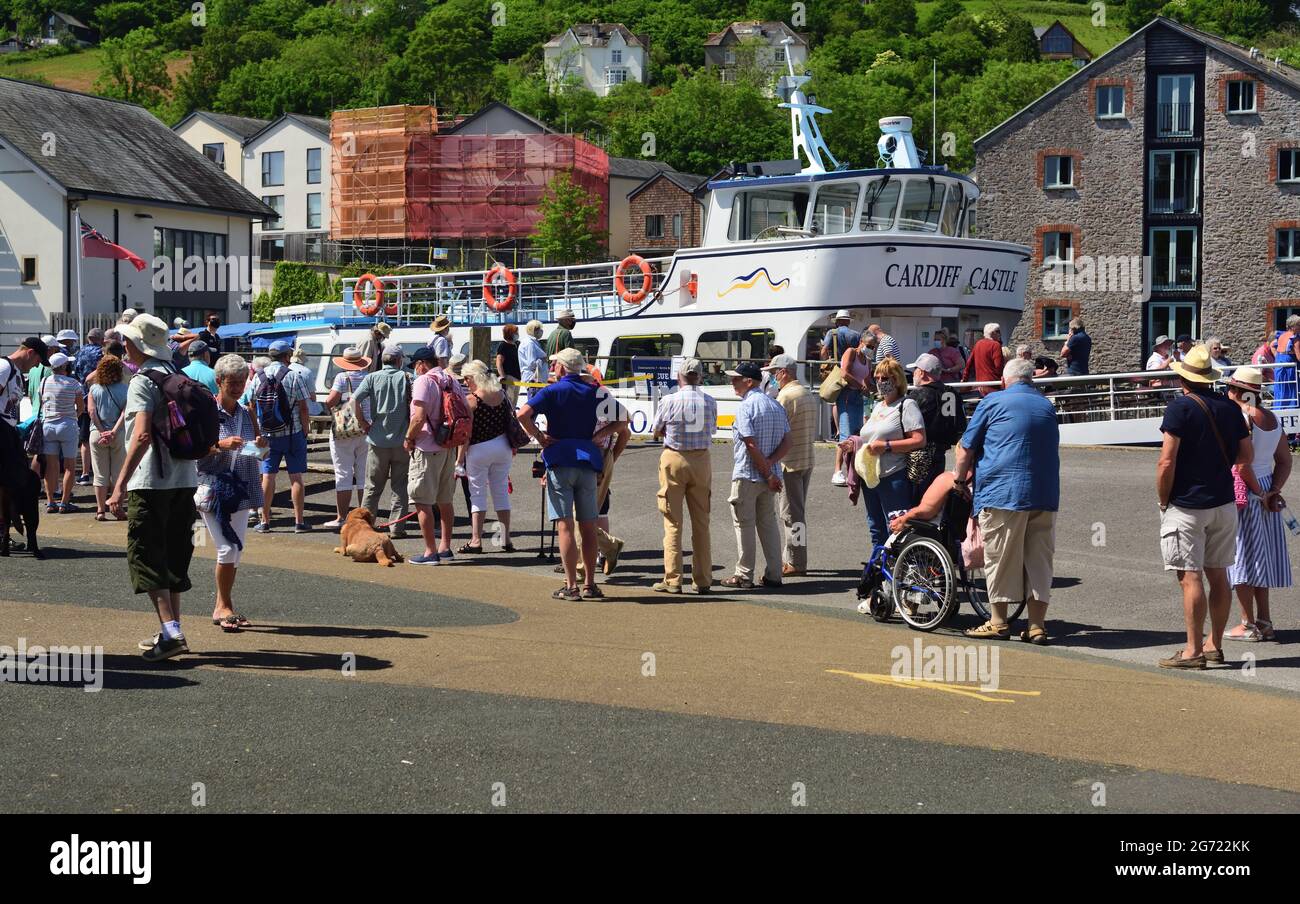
left=916, top=1, right=1130, bottom=56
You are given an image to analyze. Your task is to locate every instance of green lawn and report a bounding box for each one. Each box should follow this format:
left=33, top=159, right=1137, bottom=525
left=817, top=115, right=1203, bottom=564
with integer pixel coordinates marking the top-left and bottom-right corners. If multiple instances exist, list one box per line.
left=917, top=1, right=1131, bottom=57
left=0, top=47, right=190, bottom=95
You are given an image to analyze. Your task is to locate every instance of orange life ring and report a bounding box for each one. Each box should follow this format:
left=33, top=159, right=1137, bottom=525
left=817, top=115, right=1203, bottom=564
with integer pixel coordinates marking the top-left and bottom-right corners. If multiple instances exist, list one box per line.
left=353, top=273, right=385, bottom=317
left=615, top=255, right=653, bottom=304
left=482, top=264, right=517, bottom=312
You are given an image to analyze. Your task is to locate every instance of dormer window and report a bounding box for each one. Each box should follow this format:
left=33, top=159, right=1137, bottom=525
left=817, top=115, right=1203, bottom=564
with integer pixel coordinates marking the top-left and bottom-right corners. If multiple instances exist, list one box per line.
left=725, top=49, right=736, bottom=65
left=611, top=49, right=621, bottom=64
left=775, top=48, right=786, bottom=63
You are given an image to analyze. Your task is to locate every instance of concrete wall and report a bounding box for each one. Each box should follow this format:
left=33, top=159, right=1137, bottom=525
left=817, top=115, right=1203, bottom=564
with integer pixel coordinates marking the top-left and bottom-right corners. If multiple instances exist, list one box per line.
left=242, top=119, right=330, bottom=237
left=175, top=118, right=246, bottom=183
left=0, top=143, right=63, bottom=343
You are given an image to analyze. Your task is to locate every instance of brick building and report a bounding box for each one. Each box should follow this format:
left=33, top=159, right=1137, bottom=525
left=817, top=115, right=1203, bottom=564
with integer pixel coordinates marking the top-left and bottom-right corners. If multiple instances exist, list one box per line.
left=975, top=17, right=1300, bottom=373
left=626, top=171, right=707, bottom=256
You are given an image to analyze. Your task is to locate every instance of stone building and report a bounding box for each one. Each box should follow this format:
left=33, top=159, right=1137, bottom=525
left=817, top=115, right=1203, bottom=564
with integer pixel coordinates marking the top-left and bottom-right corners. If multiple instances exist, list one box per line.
left=626, top=171, right=707, bottom=257
left=975, top=16, right=1300, bottom=373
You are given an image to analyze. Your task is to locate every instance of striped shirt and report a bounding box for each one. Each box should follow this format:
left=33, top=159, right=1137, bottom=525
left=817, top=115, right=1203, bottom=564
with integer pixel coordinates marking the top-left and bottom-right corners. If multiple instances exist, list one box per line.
left=331, top=370, right=370, bottom=421
left=653, top=384, right=717, bottom=451
left=40, top=373, right=83, bottom=423
left=777, top=380, right=816, bottom=472
left=732, top=388, right=790, bottom=482
left=875, top=333, right=901, bottom=364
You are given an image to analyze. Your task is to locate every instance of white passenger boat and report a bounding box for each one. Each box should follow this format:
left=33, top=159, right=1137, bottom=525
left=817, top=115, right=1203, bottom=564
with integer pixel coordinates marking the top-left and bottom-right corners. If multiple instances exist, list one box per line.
left=268, top=60, right=1032, bottom=438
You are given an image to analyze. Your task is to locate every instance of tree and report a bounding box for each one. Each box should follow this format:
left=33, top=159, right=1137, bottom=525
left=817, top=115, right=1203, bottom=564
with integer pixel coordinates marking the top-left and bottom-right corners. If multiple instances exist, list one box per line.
left=869, top=0, right=918, bottom=38
left=922, top=0, right=966, bottom=36
left=94, top=27, right=172, bottom=111
left=92, top=2, right=156, bottom=39
left=996, top=15, right=1041, bottom=63
left=214, top=33, right=368, bottom=117
left=1123, top=0, right=1166, bottom=32
left=398, top=0, right=496, bottom=111
left=530, top=171, right=607, bottom=265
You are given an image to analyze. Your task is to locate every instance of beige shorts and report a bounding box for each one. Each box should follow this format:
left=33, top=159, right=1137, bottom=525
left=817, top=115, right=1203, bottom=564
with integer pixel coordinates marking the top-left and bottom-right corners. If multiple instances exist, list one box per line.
left=978, top=508, right=1056, bottom=605
left=408, top=447, right=456, bottom=506
left=1160, top=502, right=1237, bottom=572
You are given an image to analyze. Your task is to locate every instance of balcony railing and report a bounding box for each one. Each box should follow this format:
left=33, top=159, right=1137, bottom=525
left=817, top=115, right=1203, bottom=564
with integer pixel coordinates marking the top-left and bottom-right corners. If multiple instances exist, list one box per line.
left=1156, top=102, right=1194, bottom=137
left=1150, top=193, right=1196, bottom=214
left=1151, top=262, right=1196, bottom=291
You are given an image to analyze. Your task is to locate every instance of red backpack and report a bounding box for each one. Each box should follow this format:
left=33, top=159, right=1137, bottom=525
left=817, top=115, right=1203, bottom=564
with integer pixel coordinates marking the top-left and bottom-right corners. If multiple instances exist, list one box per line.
left=430, top=371, right=472, bottom=447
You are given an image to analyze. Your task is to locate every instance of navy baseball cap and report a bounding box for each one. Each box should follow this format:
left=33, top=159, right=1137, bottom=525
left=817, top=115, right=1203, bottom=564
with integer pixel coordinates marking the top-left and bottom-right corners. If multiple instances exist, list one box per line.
left=1176, top=334, right=1192, bottom=343
left=410, top=346, right=438, bottom=364
left=21, top=336, right=49, bottom=364
left=725, top=361, right=763, bottom=381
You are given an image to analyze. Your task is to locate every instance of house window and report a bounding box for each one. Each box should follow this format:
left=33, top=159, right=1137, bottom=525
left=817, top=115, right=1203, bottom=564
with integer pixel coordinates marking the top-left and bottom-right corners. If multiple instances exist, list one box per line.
left=1150, top=227, right=1197, bottom=290
left=1279, top=148, right=1300, bottom=183
left=261, top=151, right=284, bottom=187
left=610, top=49, right=622, bottom=64
left=1157, top=74, right=1195, bottom=137
left=307, top=193, right=322, bottom=230
left=1150, top=150, right=1199, bottom=213
left=812, top=183, right=860, bottom=235
left=1278, top=229, right=1300, bottom=262
left=1274, top=306, right=1300, bottom=331
left=152, top=228, right=227, bottom=261
left=672, top=213, right=683, bottom=239
left=1096, top=85, right=1125, bottom=118
left=1149, top=302, right=1198, bottom=347
left=775, top=48, right=786, bottom=63
left=21, top=256, right=37, bottom=284
left=1043, top=32, right=1072, bottom=54
left=1043, top=155, right=1073, bottom=189
left=724, top=49, right=736, bottom=65
left=1227, top=80, right=1256, bottom=114
left=607, top=333, right=683, bottom=381
left=696, top=329, right=776, bottom=385
left=1042, top=306, right=1072, bottom=340
left=262, top=195, right=284, bottom=230
left=306, top=147, right=321, bottom=184
left=260, top=237, right=285, bottom=261
left=606, top=67, right=627, bottom=86
left=645, top=215, right=664, bottom=238
left=1043, top=230, right=1073, bottom=265
left=202, top=143, right=225, bottom=169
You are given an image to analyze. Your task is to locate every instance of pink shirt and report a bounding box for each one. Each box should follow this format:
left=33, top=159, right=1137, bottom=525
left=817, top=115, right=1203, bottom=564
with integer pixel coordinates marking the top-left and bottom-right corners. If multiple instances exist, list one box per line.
left=411, top=369, right=459, bottom=453
left=841, top=348, right=874, bottom=389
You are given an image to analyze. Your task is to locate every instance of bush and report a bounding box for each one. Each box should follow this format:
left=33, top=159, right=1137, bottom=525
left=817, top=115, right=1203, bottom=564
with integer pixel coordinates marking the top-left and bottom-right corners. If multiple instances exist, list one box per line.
left=270, top=261, right=330, bottom=309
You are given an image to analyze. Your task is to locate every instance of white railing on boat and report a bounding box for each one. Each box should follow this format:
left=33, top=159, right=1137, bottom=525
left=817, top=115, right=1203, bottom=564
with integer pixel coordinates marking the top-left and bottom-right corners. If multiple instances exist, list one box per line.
left=339, top=257, right=675, bottom=325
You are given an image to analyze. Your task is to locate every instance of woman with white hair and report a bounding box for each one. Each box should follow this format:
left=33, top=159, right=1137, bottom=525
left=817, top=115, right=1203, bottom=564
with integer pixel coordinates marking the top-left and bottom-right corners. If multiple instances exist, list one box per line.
left=38, top=352, right=85, bottom=512
left=196, top=354, right=268, bottom=631
left=455, top=360, right=514, bottom=552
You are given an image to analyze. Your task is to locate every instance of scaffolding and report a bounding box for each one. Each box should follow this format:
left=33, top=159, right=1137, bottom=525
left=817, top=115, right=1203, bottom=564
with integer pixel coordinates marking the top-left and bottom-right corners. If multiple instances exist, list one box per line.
left=405, top=133, right=609, bottom=241
left=330, top=104, right=437, bottom=241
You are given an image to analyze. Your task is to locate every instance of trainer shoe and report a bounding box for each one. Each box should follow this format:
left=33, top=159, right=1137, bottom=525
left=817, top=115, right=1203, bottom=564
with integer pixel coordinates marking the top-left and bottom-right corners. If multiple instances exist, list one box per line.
left=253, top=521, right=272, bottom=533
left=322, top=518, right=343, bottom=531
left=409, top=554, right=440, bottom=566
left=830, top=471, right=847, bottom=487
left=294, top=522, right=312, bottom=533
left=75, top=475, right=93, bottom=486
left=651, top=582, right=682, bottom=594
left=141, top=635, right=189, bottom=661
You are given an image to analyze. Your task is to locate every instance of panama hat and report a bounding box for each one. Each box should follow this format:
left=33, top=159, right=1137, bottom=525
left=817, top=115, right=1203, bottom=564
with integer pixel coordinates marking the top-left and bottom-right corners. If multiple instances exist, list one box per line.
left=118, top=314, right=171, bottom=360
left=550, top=347, right=585, bottom=372
left=431, top=314, right=451, bottom=332
left=373, top=321, right=392, bottom=337
left=854, top=443, right=880, bottom=489
left=1226, top=366, right=1265, bottom=392
left=1169, top=343, right=1222, bottom=384
left=332, top=346, right=371, bottom=371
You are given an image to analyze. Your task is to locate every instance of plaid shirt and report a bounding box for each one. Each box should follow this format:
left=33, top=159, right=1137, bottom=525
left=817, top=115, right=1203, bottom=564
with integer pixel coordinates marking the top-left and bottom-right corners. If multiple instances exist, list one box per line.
left=652, top=384, right=717, bottom=451
left=731, top=388, right=789, bottom=482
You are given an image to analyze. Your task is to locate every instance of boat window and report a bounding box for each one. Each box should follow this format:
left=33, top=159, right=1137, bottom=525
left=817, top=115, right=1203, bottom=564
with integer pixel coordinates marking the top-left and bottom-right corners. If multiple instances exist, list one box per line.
left=811, top=183, right=860, bottom=235
left=695, top=329, right=776, bottom=385
left=321, top=343, right=353, bottom=387
left=859, top=178, right=901, bottom=231
left=938, top=183, right=963, bottom=236
left=607, top=333, right=683, bottom=382
left=727, top=187, right=811, bottom=241
left=897, top=178, right=943, bottom=233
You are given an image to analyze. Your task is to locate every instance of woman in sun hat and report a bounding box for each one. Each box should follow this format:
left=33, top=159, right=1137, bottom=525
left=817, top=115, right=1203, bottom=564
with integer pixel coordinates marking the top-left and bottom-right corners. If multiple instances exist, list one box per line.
left=1224, top=366, right=1290, bottom=642
left=321, top=346, right=372, bottom=530
left=39, top=351, right=85, bottom=513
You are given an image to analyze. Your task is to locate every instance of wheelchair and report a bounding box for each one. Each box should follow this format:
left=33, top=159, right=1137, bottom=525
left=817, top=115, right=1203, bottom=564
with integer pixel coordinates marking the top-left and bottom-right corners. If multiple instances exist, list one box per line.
left=855, top=488, right=1027, bottom=632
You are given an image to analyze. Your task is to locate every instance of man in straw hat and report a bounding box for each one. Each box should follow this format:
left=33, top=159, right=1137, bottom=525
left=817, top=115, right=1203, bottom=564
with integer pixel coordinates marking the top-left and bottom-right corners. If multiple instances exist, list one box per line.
left=107, top=314, right=200, bottom=662
left=428, top=314, right=453, bottom=365
left=1155, top=343, right=1253, bottom=670
left=322, top=346, right=372, bottom=529
left=357, top=321, right=391, bottom=374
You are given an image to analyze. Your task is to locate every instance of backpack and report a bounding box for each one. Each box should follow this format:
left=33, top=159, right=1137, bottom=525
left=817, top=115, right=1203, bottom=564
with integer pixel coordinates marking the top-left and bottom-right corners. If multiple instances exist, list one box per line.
left=253, top=369, right=293, bottom=434
left=139, top=368, right=220, bottom=473
left=430, top=371, right=472, bottom=447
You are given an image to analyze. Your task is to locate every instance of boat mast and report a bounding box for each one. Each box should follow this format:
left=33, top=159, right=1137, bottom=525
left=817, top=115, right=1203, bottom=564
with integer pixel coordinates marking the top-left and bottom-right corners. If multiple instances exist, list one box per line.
left=777, top=37, right=839, bottom=175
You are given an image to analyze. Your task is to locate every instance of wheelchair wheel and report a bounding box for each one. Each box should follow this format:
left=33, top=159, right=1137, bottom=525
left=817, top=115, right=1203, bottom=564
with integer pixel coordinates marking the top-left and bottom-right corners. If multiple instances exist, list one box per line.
left=891, top=534, right=958, bottom=631
left=963, top=567, right=1027, bottom=624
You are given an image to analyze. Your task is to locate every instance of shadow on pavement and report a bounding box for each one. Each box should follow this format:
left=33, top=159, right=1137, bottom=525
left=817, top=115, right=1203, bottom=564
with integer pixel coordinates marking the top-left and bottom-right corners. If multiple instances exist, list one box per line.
left=243, top=625, right=427, bottom=641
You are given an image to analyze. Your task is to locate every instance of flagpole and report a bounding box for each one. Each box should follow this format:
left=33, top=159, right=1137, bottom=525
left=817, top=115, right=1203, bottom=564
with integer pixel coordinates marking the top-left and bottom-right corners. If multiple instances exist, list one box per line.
left=72, top=204, right=85, bottom=341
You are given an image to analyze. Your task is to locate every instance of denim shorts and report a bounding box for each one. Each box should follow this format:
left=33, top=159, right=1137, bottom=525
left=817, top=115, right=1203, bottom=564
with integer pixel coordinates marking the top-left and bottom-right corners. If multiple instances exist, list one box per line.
left=262, top=431, right=307, bottom=475
left=42, top=418, right=78, bottom=460
left=545, top=465, right=598, bottom=522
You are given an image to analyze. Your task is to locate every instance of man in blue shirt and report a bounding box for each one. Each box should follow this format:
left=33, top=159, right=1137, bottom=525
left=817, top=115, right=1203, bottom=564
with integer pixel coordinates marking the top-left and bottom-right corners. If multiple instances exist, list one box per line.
left=1059, top=317, right=1091, bottom=376
left=721, top=361, right=790, bottom=590
left=182, top=341, right=219, bottom=394
left=518, top=347, right=620, bottom=601
left=954, top=357, right=1060, bottom=643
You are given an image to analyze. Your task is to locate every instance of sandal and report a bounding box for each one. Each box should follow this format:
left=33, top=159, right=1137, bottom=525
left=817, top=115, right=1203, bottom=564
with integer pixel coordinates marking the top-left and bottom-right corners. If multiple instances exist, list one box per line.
left=1019, top=626, right=1050, bottom=645
left=581, top=585, right=604, bottom=600
left=231, top=613, right=251, bottom=628
left=552, top=586, right=581, bottom=601
left=212, top=615, right=242, bottom=633
left=94, top=512, right=108, bottom=522
left=964, top=620, right=1011, bottom=640
left=457, top=543, right=484, bottom=554
left=720, top=575, right=753, bottom=589
left=1255, top=619, right=1277, bottom=642
left=502, top=542, right=516, bottom=552
left=1225, top=621, right=1263, bottom=642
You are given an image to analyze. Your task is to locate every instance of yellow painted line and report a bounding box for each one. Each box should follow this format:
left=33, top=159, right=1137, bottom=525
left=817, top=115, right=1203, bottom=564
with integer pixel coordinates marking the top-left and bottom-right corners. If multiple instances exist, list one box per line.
left=516, top=374, right=657, bottom=388
left=717, top=414, right=735, bottom=427
left=826, top=669, right=1042, bottom=705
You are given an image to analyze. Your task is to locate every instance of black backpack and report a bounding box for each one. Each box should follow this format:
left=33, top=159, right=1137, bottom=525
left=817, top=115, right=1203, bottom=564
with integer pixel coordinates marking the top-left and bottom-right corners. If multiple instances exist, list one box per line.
left=253, top=370, right=292, bottom=434
left=139, top=368, right=219, bottom=475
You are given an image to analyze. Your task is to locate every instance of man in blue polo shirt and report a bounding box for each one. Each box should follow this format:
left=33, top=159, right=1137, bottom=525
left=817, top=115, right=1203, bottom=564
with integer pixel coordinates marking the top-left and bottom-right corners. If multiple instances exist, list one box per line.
left=953, top=357, right=1060, bottom=644
left=518, top=347, right=620, bottom=601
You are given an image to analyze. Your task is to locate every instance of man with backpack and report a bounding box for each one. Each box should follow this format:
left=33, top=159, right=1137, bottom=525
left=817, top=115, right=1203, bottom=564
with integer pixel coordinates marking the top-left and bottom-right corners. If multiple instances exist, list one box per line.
left=404, top=347, right=468, bottom=565
left=906, top=353, right=967, bottom=501
left=248, top=339, right=312, bottom=533
left=108, top=314, right=217, bottom=662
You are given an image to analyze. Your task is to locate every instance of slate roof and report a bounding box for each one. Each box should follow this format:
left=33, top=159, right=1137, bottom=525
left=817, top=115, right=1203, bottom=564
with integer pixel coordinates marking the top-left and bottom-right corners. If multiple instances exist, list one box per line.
left=175, top=111, right=272, bottom=141
left=245, top=112, right=331, bottom=145
left=446, top=101, right=558, bottom=135
left=608, top=156, right=676, bottom=180
left=627, top=170, right=707, bottom=199
left=0, top=79, right=274, bottom=217
left=705, top=21, right=807, bottom=47
left=545, top=23, right=648, bottom=50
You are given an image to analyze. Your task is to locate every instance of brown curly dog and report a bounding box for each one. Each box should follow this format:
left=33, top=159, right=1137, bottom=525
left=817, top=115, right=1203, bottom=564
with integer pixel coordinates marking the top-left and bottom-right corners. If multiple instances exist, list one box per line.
left=335, top=507, right=403, bottom=567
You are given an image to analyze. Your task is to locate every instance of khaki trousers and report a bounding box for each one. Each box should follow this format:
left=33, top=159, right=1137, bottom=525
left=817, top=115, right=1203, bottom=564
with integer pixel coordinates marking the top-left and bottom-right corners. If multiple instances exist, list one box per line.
left=729, top=478, right=783, bottom=583
left=362, top=444, right=410, bottom=538
left=779, top=466, right=813, bottom=571
left=657, top=448, right=712, bottom=589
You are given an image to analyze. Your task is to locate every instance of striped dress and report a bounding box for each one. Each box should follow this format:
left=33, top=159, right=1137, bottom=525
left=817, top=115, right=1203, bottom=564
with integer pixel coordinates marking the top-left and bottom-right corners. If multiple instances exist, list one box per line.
left=1229, top=415, right=1292, bottom=589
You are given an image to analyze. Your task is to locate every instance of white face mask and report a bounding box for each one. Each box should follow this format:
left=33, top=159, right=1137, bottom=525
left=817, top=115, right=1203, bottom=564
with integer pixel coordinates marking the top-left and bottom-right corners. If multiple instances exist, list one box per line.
left=877, top=379, right=895, bottom=397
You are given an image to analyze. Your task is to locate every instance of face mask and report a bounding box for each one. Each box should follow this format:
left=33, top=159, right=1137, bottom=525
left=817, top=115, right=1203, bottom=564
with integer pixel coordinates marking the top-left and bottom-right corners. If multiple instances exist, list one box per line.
left=877, top=379, right=894, bottom=396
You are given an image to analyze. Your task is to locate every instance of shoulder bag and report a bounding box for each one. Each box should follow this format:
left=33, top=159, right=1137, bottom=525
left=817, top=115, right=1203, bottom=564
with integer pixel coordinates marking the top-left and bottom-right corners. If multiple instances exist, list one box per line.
left=819, top=334, right=847, bottom=403
left=331, top=375, right=364, bottom=439
left=900, top=400, right=936, bottom=484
